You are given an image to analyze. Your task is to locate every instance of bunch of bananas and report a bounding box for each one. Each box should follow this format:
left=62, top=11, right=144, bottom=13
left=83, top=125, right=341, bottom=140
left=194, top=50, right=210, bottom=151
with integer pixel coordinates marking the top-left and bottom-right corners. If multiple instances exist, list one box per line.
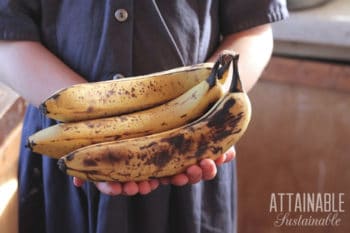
left=27, top=52, right=251, bottom=182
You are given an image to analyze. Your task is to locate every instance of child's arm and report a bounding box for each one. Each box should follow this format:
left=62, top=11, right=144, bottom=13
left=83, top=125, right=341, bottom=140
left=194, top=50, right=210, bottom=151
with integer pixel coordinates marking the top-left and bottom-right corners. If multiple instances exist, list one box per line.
left=208, top=24, right=274, bottom=92
left=0, top=40, right=86, bottom=106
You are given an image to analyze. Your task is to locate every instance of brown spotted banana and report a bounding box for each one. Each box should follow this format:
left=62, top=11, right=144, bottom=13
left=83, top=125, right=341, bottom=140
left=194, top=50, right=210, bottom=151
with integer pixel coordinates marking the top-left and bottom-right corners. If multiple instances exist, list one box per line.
left=57, top=53, right=252, bottom=182
left=27, top=55, right=234, bottom=159
left=40, top=63, right=214, bottom=122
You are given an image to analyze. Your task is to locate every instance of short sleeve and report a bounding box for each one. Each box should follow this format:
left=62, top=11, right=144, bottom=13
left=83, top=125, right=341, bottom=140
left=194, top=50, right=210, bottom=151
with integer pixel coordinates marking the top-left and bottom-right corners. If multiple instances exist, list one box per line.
left=220, top=0, right=289, bottom=35
left=0, top=0, right=41, bottom=41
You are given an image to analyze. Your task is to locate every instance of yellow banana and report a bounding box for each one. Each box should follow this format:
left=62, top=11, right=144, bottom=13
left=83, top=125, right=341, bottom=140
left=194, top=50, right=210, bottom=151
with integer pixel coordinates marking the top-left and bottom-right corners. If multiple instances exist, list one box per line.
left=58, top=54, right=252, bottom=182
left=28, top=56, right=233, bottom=159
left=41, top=63, right=214, bottom=122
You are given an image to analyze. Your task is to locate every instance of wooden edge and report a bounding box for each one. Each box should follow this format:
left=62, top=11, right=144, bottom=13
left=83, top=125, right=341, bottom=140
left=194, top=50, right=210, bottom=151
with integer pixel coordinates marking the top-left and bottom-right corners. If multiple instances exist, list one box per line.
left=0, top=97, right=26, bottom=146
left=0, top=122, right=22, bottom=233
left=261, top=56, right=350, bottom=92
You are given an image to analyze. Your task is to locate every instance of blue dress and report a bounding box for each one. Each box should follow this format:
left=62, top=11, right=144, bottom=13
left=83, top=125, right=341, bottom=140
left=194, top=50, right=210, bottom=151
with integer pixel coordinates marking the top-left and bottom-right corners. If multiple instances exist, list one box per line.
left=0, top=1, right=288, bottom=232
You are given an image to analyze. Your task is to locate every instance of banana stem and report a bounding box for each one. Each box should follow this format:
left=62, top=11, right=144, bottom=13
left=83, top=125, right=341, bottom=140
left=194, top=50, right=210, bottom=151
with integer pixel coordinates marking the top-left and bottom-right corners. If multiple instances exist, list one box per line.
left=208, top=52, right=242, bottom=93
left=228, top=54, right=243, bottom=93
left=207, top=52, right=236, bottom=88
left=206, top=59, right=221, bottom=88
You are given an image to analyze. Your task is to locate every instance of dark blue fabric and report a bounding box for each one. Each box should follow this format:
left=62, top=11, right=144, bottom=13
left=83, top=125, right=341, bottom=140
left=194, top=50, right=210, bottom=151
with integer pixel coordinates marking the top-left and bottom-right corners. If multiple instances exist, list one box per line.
left=0, top=1, right=288, bottom=232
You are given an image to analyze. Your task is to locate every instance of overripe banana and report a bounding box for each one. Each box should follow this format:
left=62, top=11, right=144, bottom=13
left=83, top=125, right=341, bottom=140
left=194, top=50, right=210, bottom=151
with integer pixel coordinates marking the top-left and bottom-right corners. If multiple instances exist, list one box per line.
left=58, top=54, right=252, bottom=182
left=27, top=56, right=233, bottom=159
left=41, top=63, right=214, bottom=122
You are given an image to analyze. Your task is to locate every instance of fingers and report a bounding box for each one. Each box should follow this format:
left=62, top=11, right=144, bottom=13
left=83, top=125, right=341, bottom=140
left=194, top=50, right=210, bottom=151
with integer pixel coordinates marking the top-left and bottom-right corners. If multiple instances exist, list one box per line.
left=137, top=180, right=159, bottom=195
left=216, top=146, right=236, bottom=165
left=169, top=147, right=236, bottom=186
left=224, top=146, right=236, bottom=163
left=94, top=182, right=122, bottom=196
left=94, top=181, right=139, bottom=196
left=74, top=147, right=236, bottom=195
left=170, top=173, right=189, bottom=186
left=169, top=159, right=217, bottom=186
left=214, top=153, right=227, bottom=166
left=73, top=177, right=85, bottom=187
left=169, top=160, right=216, bottom=186
left=200, top=159, right=217, bottom=180
left=166, top=165, right=205, bottom=186
left=149, top=179, right=160, bottom=191
left=186, top=165, right=203, bottom=184
left=92, top=179, right=160, bottom=196
left=122, top=182, right=139, bottom=196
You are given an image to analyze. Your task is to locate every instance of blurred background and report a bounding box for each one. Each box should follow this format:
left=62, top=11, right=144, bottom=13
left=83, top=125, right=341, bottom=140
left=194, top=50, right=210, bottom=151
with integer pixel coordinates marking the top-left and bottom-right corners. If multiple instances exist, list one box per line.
left=0, top=0, right=349, bottom=232
left=236, top=0, right=350, bottom=232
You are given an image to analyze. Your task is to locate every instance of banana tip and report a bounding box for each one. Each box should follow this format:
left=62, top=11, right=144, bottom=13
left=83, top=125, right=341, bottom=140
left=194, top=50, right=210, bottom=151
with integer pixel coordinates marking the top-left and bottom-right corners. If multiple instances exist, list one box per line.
left=39, top=103, right=49, bottom=115
left=57, top=159, right=67, bottom=173
left=25, top=139, right=35, bottom=150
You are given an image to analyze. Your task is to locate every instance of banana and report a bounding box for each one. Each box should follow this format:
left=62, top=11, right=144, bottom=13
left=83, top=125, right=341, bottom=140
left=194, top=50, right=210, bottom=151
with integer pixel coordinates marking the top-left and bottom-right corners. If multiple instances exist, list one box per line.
left=41, top=63, right=214, bottom=122
left=28, top=56, right=233, bottom=159
left=57, top=53, right=252, bottom=182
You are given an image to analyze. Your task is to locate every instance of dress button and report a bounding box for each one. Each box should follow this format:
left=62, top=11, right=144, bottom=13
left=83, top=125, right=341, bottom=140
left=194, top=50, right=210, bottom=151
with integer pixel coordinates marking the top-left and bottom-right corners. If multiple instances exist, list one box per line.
left=114, top=9, right=128, bottom=22
left=112, top=73, right=125, bottom=80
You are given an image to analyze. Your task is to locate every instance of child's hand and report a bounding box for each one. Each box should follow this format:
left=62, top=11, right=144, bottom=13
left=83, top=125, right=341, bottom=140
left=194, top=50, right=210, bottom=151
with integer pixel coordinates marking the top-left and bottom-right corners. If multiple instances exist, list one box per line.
left=73, top=146, right=236, bottom=196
